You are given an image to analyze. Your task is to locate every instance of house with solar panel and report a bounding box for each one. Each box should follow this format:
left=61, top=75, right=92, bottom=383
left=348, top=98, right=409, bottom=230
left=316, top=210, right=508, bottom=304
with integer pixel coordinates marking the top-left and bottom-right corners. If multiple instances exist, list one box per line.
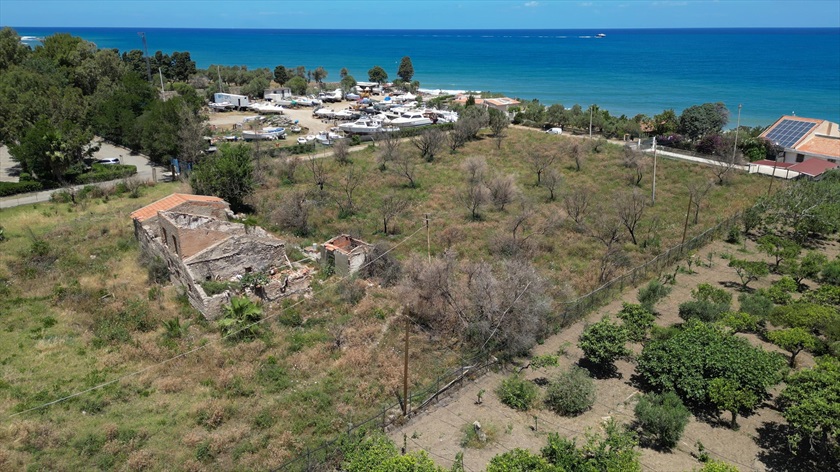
left=751, top=115, right=840, bottom=179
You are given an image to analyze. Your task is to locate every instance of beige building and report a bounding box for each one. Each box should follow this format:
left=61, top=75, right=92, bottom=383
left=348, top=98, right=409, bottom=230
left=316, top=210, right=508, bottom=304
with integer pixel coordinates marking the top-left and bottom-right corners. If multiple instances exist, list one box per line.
left=760, top=115, right=840, bottom=164
left=131, top=194, right=309, bottom=319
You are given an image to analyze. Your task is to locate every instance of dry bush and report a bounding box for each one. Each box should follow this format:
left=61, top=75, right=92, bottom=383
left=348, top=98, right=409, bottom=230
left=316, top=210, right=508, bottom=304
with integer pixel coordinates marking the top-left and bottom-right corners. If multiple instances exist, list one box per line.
left=487, top=174, right=518, bottom=211
left=462, top=156, right=488, bottom=185
left=154, top=376, right=187, bottom=394
left=126, top=449, right=155, bottom=471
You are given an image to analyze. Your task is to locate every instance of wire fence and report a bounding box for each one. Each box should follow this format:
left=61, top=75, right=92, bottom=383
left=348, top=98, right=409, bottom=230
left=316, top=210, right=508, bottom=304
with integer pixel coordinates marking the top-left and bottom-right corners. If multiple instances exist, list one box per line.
left=272, top=210, right=745, bottom=471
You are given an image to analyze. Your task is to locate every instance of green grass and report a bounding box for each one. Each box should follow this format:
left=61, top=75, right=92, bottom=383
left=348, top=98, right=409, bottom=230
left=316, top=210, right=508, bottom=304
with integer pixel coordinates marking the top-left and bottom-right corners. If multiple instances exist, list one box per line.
left=0, top=128, right=771, bottom=469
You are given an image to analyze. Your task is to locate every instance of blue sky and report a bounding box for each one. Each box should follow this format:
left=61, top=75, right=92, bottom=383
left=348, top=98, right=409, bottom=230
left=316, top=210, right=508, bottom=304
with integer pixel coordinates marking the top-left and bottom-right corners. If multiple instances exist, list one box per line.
left=2, top=0, right=839, bottom=29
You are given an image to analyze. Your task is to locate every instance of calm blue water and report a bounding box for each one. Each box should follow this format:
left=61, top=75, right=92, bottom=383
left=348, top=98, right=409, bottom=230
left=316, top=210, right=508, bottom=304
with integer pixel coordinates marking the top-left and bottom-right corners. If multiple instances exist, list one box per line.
left=13, top=27, right=840, bottom=128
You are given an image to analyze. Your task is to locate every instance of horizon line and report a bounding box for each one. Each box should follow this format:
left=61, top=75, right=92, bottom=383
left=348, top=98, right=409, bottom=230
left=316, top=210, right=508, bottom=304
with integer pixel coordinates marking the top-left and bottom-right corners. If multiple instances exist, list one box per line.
left=9, top=25, right=840, bottom=31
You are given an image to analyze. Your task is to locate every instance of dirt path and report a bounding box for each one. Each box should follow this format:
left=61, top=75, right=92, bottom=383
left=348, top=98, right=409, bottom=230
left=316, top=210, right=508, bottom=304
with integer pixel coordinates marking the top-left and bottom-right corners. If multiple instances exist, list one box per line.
left=390, top=237, right=837, bottom=472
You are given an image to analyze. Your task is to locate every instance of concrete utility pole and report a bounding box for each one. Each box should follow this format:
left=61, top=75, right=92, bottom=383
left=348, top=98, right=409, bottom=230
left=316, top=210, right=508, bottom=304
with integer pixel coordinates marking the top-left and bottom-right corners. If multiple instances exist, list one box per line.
left=651, top=136, right=658, bottom=205
left=425, top=214, right=431, bottom=263
left=589, top=105, right=594, bottom=139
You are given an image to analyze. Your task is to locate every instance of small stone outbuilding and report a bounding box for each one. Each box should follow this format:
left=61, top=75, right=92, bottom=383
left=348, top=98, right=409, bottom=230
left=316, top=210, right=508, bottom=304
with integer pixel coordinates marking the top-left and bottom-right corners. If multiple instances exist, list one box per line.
left=321, top=234, right=373, bottom=277
left=131, top=193, right=309, bottom=319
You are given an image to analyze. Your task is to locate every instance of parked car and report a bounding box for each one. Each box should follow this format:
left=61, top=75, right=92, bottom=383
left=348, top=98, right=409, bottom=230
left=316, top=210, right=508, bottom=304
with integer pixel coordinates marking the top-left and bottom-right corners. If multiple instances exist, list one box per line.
left=545, top=127, right=563, bottom=135
left=96, top=157, right=121, bottom=165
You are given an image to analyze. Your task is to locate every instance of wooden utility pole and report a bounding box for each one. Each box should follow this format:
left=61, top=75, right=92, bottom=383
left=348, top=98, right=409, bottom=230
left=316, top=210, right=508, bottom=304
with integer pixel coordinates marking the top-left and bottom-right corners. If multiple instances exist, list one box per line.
left=425, top=214, right=431, bottom=263
left=681, top=193, right=693, bottom=247
left=651, top=137, right=658, bottom=205
left=402, top=316, right=410, bottom=416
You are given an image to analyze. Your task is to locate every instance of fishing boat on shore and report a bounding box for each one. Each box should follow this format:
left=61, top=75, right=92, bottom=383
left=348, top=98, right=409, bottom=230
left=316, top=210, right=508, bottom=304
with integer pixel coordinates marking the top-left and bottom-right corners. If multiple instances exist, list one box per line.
left=391, top=110, right=433, bottom=128
left=338, top=117, right=399, bottom=135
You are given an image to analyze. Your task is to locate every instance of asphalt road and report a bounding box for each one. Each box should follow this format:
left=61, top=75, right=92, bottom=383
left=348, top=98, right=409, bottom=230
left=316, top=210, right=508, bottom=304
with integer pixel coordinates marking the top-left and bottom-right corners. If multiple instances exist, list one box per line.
left=0, top=141, right=168, bottom=209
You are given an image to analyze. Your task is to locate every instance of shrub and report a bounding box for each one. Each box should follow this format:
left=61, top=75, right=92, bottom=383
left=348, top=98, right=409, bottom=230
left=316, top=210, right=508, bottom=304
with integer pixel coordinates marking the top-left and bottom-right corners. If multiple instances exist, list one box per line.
left=139, top=253, right=170, bottom=285
left=617, top=303, right=655, bottom=342
left=496, top=375, right=539, bottom=411
left=200, top=280, right=232, bottom=296
left=531, top=354, right=560, bottom=369
left=0, top=180, right=43, bottom=196
left=634, top=391, right=691, bottom=450
left=544, top=367, right=595, bottom=416
left=822, top=260, right=840, bottom=286
left=637, top=279, right=671, bottom=314
left=75, top=164, right=137, bottom=184
left=718, top=311, right=760, bottom=333
left=336, top=279, right=366, bottom=305
left=579, top=317, right=631, bottom=370
left=678, top=299, right=728, bottom=323
left=738, top=292, right=774, bottom=319
left=487, top=448, right=551, bottom=471
left=218, top=296, right=263, bottom=342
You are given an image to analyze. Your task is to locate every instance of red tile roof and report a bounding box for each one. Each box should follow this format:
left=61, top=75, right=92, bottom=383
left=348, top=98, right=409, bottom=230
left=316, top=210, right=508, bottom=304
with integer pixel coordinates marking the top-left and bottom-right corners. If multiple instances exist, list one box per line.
left=130, top=193, right=226, bottom=221
left=788, top=159, right=840, bottom=177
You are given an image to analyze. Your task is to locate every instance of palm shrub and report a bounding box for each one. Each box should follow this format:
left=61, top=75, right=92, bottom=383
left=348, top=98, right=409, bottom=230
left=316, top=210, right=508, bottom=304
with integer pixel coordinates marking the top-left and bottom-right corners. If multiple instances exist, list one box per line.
left=634, top=391, right=691, bottom=450
left=544, top=367, right=596, bottom=416
left=496, top=374, right=539, bottom=411
left=219, top=296, right=263, bottom=341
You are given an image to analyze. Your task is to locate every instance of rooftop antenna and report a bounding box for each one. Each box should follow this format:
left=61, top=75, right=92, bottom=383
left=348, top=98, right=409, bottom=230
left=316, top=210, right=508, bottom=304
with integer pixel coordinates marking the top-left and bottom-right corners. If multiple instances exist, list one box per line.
left=138, top=32, right=152, bottom=84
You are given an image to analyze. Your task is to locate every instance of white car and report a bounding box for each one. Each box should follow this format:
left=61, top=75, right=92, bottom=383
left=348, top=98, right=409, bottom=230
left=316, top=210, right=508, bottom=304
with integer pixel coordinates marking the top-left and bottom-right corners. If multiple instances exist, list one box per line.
left=545, top=127, right=563, bottom=135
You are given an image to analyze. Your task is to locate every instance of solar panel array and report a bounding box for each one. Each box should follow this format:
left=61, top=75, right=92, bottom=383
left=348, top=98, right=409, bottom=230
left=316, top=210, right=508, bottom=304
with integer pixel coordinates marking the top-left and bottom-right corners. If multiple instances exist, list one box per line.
left=764, top=119, right=817, bottom=148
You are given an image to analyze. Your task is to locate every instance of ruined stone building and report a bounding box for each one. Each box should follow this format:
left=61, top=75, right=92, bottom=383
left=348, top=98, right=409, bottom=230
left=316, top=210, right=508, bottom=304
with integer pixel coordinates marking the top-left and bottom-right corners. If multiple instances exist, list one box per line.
left=321, top=234, right=373, bottom=277
left=131, top=193, right=309, bottom=319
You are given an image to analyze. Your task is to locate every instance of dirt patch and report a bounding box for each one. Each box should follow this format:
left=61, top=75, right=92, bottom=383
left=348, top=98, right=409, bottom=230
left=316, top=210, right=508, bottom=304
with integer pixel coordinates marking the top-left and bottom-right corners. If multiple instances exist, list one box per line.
left=390, top=236, right=839, bottom=471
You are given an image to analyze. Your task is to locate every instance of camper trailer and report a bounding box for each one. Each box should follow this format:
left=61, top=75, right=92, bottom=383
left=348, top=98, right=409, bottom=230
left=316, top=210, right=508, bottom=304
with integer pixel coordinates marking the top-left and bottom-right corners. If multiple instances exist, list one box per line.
left=213, top=93, right=250, bottom=109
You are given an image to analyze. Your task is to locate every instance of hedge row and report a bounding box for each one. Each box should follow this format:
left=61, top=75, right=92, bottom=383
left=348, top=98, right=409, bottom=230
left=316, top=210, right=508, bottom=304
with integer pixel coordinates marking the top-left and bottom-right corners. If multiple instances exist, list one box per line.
left=75, top=164, right=137, bottom=184
left=0, top=181, right=43, bottom=197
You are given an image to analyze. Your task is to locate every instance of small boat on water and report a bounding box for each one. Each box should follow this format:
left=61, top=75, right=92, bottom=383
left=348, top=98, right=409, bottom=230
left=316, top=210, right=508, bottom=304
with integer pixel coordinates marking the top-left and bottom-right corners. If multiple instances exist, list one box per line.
left=596, top=33, right=606, bottom=38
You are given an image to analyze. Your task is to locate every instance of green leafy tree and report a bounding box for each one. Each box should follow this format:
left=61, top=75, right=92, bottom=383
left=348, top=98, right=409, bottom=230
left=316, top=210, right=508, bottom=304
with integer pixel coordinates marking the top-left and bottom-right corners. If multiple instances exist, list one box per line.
left=767, top=327, right=816, bottom=367
left=544, top=367, right=596, bottom=416
left=757, top=234, right=801, bottom=270
left=241, top=75, right=268, bottom=98
left=340, top=74, right=357, bottom=94
left=708, top=377, right=756, bottom=430
left=823, top=259, right=840, bottom=286
left=190, top=143, right=254, bottom=212
left=312, top=66, right=328, bottom=86
left=729, top=258, right=770, bottom=289
left=496, top=374, right=538, bottom=411
left=634, top=391, right=691, bottom=450
left=0, top=27, right=31, bottom=71
left=697, top=460, right=741, bottom=472
left=218, top=296, right=262, bottom=342
left=579, top=317, right=631, bottom=371
left=678, top=102, right=729, bottom=141
left=778, top=356, right=840, bottom=458
left=617, top=303, right=655, bottom=342
left=637, top=320, right=785, bottom=411
left=543, top=419, right=641, bottom=472
left=397, top=56, right=414, bottom=82
left=273, top=64, right=289, bottom=85
left=761, top=172, right=840, bottom=242
left=770, top=301, right=839, bottom=334
left=678, top=283, right=732, bottom=323
left=782, top=251, right=828, bottom=286
left=368, top=65, right=388, bottom=84
left=286, top=75, right=307, bottom=96
left=652, top=108, right=679, bottom=136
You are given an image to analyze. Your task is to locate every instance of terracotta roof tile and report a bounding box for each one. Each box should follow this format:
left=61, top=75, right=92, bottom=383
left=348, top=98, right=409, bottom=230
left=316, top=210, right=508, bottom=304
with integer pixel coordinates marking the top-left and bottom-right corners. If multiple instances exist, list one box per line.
left=797, top=136, right=840, bottom=159
left=130, top=193, right=226, bottom=221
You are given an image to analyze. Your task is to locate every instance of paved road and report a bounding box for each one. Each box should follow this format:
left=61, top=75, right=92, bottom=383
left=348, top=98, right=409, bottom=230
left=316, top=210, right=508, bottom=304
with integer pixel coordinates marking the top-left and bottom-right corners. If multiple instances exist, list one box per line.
left=0, top=141, right=169, bottom=209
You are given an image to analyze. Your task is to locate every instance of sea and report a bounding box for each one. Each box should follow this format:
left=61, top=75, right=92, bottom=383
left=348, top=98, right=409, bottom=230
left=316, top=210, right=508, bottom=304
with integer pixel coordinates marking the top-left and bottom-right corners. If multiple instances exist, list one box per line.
left=13, top=27, right=840, bottom=128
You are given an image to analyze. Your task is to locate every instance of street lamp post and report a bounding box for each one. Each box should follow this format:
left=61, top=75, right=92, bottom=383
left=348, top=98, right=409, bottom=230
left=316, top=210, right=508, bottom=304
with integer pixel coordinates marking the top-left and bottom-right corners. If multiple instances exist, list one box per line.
left=732, top=104, right=742, bottom=161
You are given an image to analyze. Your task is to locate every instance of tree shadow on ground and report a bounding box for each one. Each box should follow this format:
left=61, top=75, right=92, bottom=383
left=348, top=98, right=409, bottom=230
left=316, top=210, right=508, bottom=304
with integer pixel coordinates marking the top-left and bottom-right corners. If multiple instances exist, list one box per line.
left=577, top=358, right=622, bottom=380
left=754, top=421, right=829, bottom=472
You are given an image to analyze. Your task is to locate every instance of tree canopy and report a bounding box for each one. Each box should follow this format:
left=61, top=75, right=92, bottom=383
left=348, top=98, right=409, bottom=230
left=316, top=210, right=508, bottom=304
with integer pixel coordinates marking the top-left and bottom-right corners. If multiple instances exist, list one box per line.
left=368, top=65, right=388, bottom=83
left=679, top=102, right=729, bottom=140
left=397, top=56, right=414, bottom=82
left=190, top=143, right=255, bottom=212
